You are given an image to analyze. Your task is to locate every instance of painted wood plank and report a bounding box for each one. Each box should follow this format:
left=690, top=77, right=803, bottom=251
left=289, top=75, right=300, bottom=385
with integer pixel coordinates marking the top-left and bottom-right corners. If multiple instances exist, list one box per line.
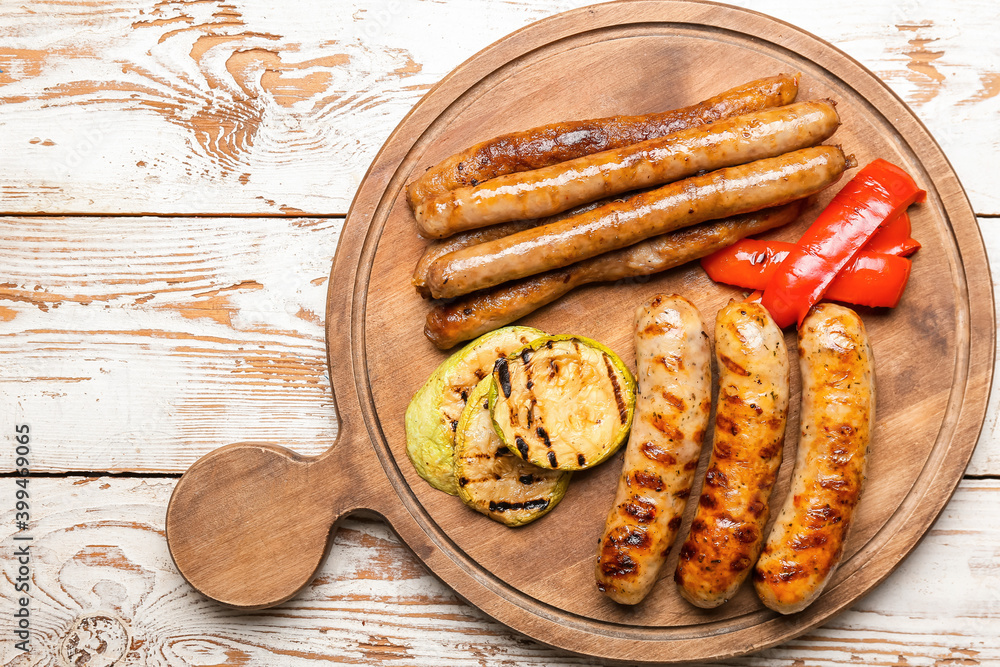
left=0, top=215, right=341, bottom=472
left=3, top=213, right=998, bottom=475
left=0, top=477, right=997, bottom=666
left=0, top=0, right=997, bottom=215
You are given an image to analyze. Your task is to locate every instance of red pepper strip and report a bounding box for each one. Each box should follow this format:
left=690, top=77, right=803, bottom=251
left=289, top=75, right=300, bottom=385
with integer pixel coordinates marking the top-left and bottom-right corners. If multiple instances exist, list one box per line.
left=761, top=158, right=925, bottom=327
left=702, top=239, right=912, bottom=308
left=865, top=211, right=921, bottom=257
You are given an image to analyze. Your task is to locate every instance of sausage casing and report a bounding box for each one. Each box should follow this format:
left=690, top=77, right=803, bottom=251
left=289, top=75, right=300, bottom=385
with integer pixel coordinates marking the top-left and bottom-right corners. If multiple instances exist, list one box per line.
left=406, top=74, right=798, bottom=207
left=596, top=295, right=712, bottom=605
left=674, top=300, right=789, bottom=608
left=426, top=146, right=851, bottom=300
left=753, top=303, right=875, bottom=614
left=413, top=101, right=838, bottom=238
left=424, top=203, right=802, bottom=349
left=413, top=220, right=538, bottom=297
left=413, top=199, right=612, bottom=298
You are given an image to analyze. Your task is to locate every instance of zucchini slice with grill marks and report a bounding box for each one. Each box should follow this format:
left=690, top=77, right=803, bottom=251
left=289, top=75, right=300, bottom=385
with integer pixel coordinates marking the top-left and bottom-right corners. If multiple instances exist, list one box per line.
left=455, top=376, right=571, bottom=526
left=489, top=335, right=635, bottom=471
left=405, top=325, right=546, bottom=495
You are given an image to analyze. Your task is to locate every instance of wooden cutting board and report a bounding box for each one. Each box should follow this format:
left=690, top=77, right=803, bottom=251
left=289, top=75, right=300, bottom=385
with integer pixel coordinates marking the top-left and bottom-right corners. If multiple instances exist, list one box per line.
left=165, top=1, right=994, bottom=662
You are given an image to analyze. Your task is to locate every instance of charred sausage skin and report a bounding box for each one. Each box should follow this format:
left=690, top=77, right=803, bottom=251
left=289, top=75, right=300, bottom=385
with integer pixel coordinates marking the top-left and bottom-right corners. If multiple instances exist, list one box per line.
left=413, top=100, right=838, bottom=238
left=426, top=146, right=851, bottom=300
left=424, top=204, right=802, bottom=349
left=596, top=295, right=712, bottom=605
left=674, top=300, right=789, bottom=608
left=753, top=303, right=875, bottom=615
left=406, top=74, right=798, bottom=208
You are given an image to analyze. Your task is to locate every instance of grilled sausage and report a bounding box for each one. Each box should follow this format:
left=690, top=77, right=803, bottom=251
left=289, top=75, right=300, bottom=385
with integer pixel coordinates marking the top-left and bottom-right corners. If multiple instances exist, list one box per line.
left=426, top=146, right=852, bottom=300
left=596, top=294, right=712, bottom=604
left=413, top=220, right=540, bottom=297
left=424, top=203, right=803, bottom=349
left=753, top=303, right=875, bottom=614
left=406, top=74, right=799, bottom=208
left=413, top=199, right=613, bottom=298
left=413, top=101, right=839, bottom=238
left=674, top=300, right=790, bottom=608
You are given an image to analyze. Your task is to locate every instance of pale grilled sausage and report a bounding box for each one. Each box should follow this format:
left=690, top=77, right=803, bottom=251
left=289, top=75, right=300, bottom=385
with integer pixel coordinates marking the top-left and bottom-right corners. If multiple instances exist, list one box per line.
left=424, top=203, right=803, bottom=349
left=406, top=74, right=799, bottom=208
left=596, top=295, right=712, bottom=604
left=426, top=146, right=852, bottom=300
left=753, top=303, right=875, bottom=614
left=675, top=300, right=790, bottom=608
left=414, top=101, right=839, bottom=238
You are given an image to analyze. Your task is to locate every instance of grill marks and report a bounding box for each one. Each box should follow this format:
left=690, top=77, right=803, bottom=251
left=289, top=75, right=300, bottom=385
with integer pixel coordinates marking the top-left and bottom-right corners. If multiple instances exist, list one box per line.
left=641, top=441, right=676, bottom=464
left=754, top=304, right=871, bottom=613
left=489, top=498, right=550, bottom=513
left=495, top=357, right=512, bottom=397
left=603, top=352, right=628, bottom=425
left=454, top=374, right=571, bottom=528
left=514, top=436, right=529, bottom=459
left=599, top=525, right=652, bottom=578
left=632, top=470, right=664, bottom=491
left=649, top=413, right=685, bottom=441
left=719, top=353, right=750, bottom=376
left=622, top=496, right=658, bottom=523
left=492, top=336, right=634, bottom=471
left=595, top=296, right=713, bottom=605
left=675, top=300, right=789, bottom=608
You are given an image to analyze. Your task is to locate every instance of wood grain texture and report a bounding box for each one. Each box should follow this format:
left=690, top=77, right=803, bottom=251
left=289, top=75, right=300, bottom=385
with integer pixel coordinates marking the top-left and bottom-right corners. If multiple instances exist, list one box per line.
left=3, top=212, right=1000, bottom=477
left=3, top=477, right=1000, bottom=666
left=320, top=2, right=992, bottom=660
left=0, top=215, right=340, bottom=473
left=0, top=0, right=998, bottom=214
left=1, top=0, right=999, bottom=664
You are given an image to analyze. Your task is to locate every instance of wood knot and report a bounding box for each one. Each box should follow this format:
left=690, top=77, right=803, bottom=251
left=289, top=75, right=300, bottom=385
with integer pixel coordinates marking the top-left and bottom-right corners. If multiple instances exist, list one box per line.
left=59, top=613, right=130, bottom=667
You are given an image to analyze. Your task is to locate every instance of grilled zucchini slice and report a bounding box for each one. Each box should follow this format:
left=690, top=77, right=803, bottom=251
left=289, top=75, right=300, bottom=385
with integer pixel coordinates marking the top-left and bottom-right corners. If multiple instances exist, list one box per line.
left=489, top=335, right=635, bottom=471
left=405, top=325, right=546, bottom=495
left=455, top=377, right=570, bottom=526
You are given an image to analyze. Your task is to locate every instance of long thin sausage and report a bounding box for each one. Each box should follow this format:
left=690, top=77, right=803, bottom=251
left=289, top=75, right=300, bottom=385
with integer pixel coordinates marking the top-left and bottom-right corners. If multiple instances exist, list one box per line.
left=414, top=101, right=838, bottom=238
left=424, top=203, right=802, bottom=349
left=412, top=199, right=611, bottom=298
left=674, top=300, right=790, bottom=608
left=406, top=74, right=798, bottom=207
left=596, top=295, right=712, bottom=604
left=426, top=146, right=852, bottom=300
left=753, top=303, right=874, bottom=614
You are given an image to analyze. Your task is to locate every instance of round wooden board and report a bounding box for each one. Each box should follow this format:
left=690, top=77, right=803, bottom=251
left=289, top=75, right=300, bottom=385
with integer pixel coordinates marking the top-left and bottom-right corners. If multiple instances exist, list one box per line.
left=325, top=1, right=994, bottom=662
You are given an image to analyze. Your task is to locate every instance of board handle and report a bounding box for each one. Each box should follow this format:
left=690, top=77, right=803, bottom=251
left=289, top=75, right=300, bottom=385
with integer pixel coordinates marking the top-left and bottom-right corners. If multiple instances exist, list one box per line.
left=165, top=423, right=387, bottom=609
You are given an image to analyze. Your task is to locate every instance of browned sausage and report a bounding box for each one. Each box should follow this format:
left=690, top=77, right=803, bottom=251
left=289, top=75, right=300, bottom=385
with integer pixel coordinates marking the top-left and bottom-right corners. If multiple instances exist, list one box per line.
left=413, top=101, right=839, bottom=238
left=413, top=220, right=539, bottom=298
left=425, top=146, right=852, bottom=300
left=753, top=303, right=874, bottom=614
left=412, top=199, right=611, bottom=298
left=423, top=202, right=802, bottom=349
left=406, top=74, right=798, bottom=208
left=596, top=295, right=712, bottom=604
left=674, top=300, right=789, bottom=608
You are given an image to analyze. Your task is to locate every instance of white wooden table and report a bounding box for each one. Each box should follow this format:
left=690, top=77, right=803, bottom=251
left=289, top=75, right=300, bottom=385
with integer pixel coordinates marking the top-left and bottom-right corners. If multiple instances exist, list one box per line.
left=2, top=1, right=999, bottom=664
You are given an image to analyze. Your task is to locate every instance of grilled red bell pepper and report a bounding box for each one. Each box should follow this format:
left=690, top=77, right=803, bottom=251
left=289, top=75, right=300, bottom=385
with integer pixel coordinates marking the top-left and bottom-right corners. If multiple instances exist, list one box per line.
left=760, top=158, right=925, bottom=327
left=865, top=211, right=921, bottom=257
left=702, top=238, right=912, bottom=308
